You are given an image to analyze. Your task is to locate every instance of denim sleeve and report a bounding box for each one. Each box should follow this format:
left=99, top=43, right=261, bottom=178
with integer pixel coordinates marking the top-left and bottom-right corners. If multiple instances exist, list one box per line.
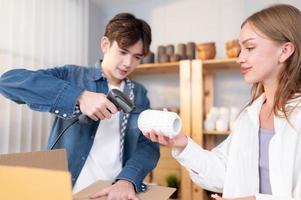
left=0, top=66, right=84, bottom=119
left=116, top=89, right=160, bottom=192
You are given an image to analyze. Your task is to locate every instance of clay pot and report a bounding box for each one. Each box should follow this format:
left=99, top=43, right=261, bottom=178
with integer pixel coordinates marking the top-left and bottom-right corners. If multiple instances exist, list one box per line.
left=177, top=43, right=187, bottom=60
left=225, top=39, right=239, bottom=50
left=186, top=42, right=196, bottom=59
left=142, top=52, right=155, bottom=64
left=170, top=54, right=181, bottom=62
left=197, top=42, right=216, bottom=60
left=166, top=45, right=175, bottom=56
left=226, top=47, right=241, bottom=58
left=225, top=39, right=240, bottom=58
left=158, top=54, right=169, bottom=63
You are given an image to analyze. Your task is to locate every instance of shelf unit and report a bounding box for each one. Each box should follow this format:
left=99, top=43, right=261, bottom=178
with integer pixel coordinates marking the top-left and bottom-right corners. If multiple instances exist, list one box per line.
left=191, top=58, right=240, bottom=200
left=131, top=60, right=192, bottom=199
left=131, top=58, right=240, bottom=200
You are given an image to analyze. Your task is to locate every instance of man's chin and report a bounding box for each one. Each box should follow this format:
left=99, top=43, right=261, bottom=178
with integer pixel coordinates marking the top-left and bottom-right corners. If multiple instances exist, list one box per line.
left=118, top=73, right=129, bottom=79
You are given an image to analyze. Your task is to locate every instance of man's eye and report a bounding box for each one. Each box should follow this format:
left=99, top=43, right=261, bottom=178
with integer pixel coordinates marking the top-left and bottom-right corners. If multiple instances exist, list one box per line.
left=120, top=51, right=127, bottom=55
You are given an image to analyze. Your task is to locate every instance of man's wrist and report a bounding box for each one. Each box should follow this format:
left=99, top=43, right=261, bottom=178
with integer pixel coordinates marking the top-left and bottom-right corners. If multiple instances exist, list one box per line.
left=116, top=179, right=133, bottom=186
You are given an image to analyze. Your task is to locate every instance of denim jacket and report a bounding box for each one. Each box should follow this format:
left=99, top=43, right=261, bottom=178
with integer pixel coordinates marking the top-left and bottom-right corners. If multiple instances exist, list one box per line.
left=0, top=64, right=160, bottom=192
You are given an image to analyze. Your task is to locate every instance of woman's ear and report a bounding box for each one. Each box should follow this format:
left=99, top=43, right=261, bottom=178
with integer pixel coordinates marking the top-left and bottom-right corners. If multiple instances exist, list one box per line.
left=100, top=36, right=111, bottom=54
left=279, top=42, right=295, bottom=63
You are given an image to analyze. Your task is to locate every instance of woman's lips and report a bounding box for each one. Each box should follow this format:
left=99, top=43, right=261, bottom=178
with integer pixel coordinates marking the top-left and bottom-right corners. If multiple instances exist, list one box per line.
left=240, top=67, right=252, bottom=75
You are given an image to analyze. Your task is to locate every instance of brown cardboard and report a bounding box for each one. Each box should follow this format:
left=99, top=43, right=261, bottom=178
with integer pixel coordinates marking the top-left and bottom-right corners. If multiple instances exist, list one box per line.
left=0, top=149, right=72, bottom=200
left=0, top=149, right=68, bottom=171
left=73, top=180, right=176, bottom=200
left=0, top=165, right=72, bottom=200
left=0, top=149, right=176, bottom=200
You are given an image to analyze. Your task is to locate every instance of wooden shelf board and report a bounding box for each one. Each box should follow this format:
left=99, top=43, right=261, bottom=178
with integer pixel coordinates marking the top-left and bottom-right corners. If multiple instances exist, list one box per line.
left=202, top=58, right=240, bottom=70
left=132, top=61, right=180, bottom=75
left=138, top=61, right=180, bottom=69
left=203, top=130, right=230, bottom=135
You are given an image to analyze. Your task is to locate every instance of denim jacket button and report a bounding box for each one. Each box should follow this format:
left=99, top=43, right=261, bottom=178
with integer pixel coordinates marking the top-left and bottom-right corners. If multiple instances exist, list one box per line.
left=81, top=156, right=85, bottom=160
left=55, top=110, right=59, bottom=114
left=63, top=114, right=67, bottom=117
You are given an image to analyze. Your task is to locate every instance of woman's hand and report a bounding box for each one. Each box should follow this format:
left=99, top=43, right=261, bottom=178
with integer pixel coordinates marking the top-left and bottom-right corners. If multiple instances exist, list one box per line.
left=144, top=130, right=188, bottom=150
left=211, top=194, right=256, bottom=200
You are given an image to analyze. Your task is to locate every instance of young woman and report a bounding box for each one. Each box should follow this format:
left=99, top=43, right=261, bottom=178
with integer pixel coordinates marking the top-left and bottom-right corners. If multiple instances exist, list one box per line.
left=144, top=4, right=301, bottom=199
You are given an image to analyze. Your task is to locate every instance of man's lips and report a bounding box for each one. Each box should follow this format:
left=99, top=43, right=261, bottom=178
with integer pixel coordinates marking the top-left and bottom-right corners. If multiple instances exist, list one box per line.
left=118, top=68, right=128, bottom=75
left=240, top=67, right=252, bottom=75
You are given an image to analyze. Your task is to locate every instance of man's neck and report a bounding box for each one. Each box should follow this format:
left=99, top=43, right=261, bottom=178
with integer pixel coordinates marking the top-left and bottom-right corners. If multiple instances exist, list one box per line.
left=101, top=61, right=122, bottom=87
left=102, top=66, right=122, bottom=87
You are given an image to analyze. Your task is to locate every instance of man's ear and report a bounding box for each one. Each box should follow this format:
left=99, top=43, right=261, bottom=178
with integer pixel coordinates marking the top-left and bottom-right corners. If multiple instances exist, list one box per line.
left=279, top=42, right=295, bottom=63
left=100, top=36, right=111, bottom=53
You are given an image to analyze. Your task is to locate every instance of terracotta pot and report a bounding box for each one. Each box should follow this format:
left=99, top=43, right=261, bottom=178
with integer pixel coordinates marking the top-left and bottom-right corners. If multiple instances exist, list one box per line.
left=197, top=50, right=216, bottom=60
left=197, top=42, right=216, bottom=60
left=226, top=47, right=241, bottom=58
left=225, top=39, right=239, bottom=50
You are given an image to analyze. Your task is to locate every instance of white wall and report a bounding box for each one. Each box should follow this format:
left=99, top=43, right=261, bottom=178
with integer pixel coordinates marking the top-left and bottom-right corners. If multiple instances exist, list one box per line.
left=0, top=0, right=89, bottom=153
left=91, top=0, right=301, bottom=58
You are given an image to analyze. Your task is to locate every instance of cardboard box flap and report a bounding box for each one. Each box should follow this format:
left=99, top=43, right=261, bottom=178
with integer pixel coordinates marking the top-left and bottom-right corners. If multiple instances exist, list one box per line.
left=0, top=165, right=72, bottom=200
left=73, top=180, right=176, bottom=200
left=0, top=149, right=68, bottom=171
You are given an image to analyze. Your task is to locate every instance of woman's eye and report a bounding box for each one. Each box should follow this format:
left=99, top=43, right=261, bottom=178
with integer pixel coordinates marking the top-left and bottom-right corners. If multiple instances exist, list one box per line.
left=246, top=47, right=254, bottom=51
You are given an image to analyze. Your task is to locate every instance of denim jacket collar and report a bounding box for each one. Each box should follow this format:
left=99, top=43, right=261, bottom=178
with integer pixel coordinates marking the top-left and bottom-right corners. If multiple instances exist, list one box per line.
left=90, top=60, right=106, bottom=81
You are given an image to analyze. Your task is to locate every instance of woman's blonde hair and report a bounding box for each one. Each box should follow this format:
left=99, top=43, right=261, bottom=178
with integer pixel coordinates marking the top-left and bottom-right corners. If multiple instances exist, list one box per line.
left=242, top=4, right=301, bottom=118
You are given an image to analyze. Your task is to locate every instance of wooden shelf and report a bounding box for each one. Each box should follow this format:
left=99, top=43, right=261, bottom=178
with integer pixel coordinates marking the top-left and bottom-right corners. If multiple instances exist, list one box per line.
left=132, top=61, right=180, bottom=75
left=132, top=58, right=239, bottom=75
left=202, top=58, right=239, bottom=71
left=203, top=130, right=230, bottom=135
left=130, top=58, right=239, bottom=200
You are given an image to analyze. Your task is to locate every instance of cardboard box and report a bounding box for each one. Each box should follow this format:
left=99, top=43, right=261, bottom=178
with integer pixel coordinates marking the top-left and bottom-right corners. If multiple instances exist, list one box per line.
left=0, top=149, right=72, bottom=200
left=0, top=149, right=176, bottom=200
left=73, top=180, right=176, bottom=200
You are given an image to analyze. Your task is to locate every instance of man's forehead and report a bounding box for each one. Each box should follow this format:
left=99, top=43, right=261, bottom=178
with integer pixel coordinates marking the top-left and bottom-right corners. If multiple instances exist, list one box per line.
left=114, top=40, right=144, bottom=55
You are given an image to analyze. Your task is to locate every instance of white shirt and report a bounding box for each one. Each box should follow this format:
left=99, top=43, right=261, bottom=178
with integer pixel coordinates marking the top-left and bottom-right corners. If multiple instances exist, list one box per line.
left=73, top=81, right=125, bottom=193
left=173, top=94, right=301, bottom=199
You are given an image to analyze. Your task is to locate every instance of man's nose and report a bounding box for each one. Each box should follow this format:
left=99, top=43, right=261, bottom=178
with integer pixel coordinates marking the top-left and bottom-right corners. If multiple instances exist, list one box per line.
left=123, top=55, right=132, bottom=67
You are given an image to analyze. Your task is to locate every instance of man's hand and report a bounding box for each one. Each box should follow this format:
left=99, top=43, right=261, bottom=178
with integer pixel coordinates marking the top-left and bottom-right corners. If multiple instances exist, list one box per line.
left=78, top=90, right=118, bottom=121
left=89, top=180, right=139, bottom=200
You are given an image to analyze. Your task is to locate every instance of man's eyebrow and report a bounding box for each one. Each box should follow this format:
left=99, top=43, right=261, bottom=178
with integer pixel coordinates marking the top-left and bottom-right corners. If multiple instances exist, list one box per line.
left=121, top=48, right=143, bottom=57
left=134, top=53, right=143, bottom=57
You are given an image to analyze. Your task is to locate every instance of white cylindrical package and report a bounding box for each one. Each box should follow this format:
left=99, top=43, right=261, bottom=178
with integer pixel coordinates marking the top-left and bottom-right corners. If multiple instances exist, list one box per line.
left=137, top=109, right=182, bottom=138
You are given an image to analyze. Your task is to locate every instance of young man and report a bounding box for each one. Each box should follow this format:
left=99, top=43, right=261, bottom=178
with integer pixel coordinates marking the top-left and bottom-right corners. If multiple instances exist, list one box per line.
left=0, top=13, right=159, bottom=200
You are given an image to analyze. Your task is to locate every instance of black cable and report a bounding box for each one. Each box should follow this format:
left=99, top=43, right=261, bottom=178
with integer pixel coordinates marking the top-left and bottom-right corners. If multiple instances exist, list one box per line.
left=49, top=89, right=134, bottom=150
left=50, top=118, right=79, bottom=150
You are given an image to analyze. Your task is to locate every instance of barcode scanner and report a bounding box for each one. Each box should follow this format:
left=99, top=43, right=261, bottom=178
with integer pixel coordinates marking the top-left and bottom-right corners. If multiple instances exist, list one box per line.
left=50, top=89, right=135, bottom=149
left=78, top=89, right=135, bottom=124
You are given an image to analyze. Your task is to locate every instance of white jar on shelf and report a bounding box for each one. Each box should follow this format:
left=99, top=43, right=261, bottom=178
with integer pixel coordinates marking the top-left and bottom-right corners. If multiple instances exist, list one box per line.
left=204, top=107, right=219, bottom=131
